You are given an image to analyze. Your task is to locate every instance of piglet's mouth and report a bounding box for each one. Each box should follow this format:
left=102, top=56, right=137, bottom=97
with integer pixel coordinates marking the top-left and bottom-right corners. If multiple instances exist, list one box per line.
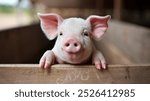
left=62, top=48, right=83, bottom=59
left=66, top=51, right=79, bottom=54
left=62, top=47, right=83, bottom=54
left=62, top=48, right=87, bottom=64
left=65, top=51, right=82, bottom=55
left=65, top=51, right=81, bottom=61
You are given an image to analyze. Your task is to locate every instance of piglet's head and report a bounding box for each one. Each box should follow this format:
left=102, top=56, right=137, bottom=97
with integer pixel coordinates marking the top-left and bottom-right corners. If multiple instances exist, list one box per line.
left=38, top=13, right=110, bottom=41
left=38, top=13, right=110, bottom=64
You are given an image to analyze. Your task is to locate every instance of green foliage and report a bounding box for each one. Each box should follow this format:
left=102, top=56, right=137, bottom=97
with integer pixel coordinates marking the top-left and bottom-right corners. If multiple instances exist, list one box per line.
left=0, top=5, right=16, bottom=13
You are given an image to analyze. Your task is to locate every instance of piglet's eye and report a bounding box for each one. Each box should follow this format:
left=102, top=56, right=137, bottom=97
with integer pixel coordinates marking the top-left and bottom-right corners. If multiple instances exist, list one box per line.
left=83, top=32, right=89, bottom=36
left=59, top=32, right=63, bottom=36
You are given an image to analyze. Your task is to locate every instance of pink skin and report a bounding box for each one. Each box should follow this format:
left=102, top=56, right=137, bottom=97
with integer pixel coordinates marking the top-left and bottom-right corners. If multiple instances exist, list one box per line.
left=39, top=50, right=55, bottom=69
left=53, top=33, right=92, bottom=64
left=63, top=38, right=81, bottom=54
left=63, top=38, right=82, bottom=61
left=38, top=13, right=110, bottom=70
left=92, top=48, right=106, bottom=69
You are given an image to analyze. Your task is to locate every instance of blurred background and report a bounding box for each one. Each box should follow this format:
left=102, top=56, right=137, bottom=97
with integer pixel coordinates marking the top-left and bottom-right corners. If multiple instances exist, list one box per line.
left=0, top=0, right=150, bottom=29
left=0, top=0, right=150, bottom=64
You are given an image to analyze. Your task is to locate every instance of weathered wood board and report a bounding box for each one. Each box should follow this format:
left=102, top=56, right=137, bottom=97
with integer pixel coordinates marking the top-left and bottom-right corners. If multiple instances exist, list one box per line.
left=0, top=64, right=150, bottom=84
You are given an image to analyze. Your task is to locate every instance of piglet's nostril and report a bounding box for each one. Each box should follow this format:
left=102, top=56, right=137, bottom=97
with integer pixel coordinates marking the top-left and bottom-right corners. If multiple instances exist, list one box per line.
left=65, top=43, right=70, bottom=47
left=74, top=43, right=78, bottom=47
left=63, top=38, right=81, bottom=53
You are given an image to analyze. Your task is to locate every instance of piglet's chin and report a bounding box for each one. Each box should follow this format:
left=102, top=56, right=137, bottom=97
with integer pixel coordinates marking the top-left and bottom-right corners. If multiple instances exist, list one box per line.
left=63, top=50, right=88, bottom=64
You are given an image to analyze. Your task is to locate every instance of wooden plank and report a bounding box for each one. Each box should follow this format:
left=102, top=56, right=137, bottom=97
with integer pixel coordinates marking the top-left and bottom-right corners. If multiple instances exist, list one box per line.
left=0, top=64, right=150, bottom=84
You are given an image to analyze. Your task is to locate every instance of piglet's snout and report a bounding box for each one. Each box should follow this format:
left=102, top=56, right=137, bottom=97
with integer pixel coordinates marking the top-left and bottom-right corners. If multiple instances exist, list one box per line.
left=63, top=38, right=81, bottom=53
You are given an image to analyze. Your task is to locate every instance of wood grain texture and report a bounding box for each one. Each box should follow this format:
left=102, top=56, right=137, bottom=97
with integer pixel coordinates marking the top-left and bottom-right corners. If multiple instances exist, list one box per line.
left=0, top=64, right=150, bottom=84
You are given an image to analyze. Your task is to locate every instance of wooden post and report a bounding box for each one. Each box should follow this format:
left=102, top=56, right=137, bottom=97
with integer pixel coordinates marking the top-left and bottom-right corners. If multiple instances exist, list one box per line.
left=95, top=0, right=104, bottom=15
left=113, top=0, right=123, bottom=20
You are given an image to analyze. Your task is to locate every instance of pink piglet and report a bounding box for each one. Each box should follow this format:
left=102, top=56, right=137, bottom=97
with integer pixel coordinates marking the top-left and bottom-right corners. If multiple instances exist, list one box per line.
left=38, top=13, right=111, bottom=70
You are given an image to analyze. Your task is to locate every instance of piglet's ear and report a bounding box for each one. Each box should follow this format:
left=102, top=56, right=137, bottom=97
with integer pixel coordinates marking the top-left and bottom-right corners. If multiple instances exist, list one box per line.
left=86, top=15, right=111, bottom=41
left=38, top=13, right=63, bottom=40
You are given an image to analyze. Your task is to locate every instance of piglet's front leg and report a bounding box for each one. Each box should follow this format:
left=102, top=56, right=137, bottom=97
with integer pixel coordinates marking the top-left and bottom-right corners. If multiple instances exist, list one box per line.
left=92, top=49, right=106, bottom=70
left=39, top=50, right=55, bottom=69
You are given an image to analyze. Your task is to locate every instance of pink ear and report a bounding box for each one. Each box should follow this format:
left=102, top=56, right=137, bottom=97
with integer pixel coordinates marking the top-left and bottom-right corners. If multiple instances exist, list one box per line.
left=38, top=13, right=63, bottom=40
left=86, top=15, right=111, bottom=40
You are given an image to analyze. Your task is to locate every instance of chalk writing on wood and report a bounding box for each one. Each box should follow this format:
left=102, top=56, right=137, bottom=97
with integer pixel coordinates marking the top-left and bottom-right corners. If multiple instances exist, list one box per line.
left=55, top=67, right=112, bottom=84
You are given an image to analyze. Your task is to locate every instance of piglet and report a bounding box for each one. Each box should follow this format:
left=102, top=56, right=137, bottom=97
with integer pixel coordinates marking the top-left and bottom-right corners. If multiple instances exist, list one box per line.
left=38, top=13, right=110, bottom=70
